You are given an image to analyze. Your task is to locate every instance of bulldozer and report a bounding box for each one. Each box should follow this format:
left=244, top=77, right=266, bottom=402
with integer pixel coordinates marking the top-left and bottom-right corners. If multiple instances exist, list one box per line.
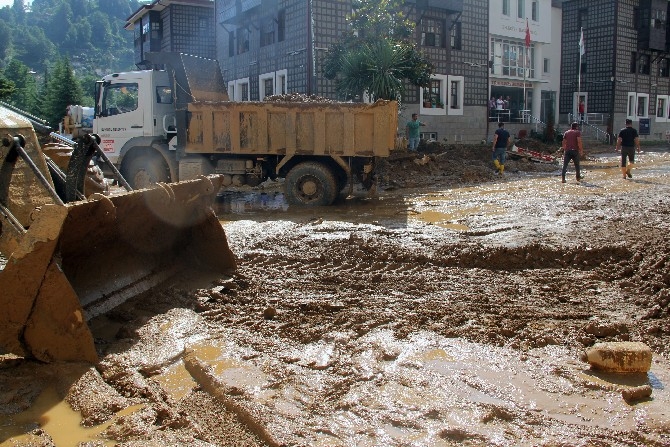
left=0, top=105, right=236, bottom=363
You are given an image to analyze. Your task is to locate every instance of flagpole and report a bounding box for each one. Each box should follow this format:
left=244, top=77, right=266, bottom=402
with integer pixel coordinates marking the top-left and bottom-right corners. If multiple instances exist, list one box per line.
left=577, top=27, right=582, bottom=121
left=523, top=19, right=530, bottom=119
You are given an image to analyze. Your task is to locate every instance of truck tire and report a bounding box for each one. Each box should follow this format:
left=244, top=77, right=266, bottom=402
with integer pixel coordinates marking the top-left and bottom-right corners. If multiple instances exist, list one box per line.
left=285, top=161, right=338, bottom=206
left=124, top=152, right=170, bottom=190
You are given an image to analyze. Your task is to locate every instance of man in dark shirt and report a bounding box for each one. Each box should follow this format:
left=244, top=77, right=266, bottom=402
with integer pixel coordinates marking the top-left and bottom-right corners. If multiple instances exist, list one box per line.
left=616, top=119, right=640, bottom=179
left=561, top=122, right=584, bottom=183
left=492, top=122, right=510, bottom=176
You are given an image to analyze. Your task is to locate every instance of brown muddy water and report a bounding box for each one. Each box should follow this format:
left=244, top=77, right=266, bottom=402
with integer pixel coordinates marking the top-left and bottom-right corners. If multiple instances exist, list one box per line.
left=2, top=148, right=670, bottom=446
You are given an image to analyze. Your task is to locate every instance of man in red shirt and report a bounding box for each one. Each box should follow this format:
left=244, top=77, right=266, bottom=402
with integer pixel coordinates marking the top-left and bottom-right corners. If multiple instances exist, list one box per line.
left=561, top=122, right=584, bottom=183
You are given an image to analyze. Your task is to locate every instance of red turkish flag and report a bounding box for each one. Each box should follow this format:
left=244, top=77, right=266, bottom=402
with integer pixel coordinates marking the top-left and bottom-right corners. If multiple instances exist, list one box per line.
left=525, top=19, right=531, bottom=47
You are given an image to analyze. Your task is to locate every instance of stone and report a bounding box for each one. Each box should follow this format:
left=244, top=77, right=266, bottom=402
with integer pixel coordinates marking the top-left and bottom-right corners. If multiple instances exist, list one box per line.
left=621, top=385, right=653, bottom=402
left=584, top=341, right=652, bottom=373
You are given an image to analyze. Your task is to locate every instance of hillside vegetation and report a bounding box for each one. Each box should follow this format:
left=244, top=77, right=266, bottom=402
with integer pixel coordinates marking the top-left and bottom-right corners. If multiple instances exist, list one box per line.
left=0, top=0, right=142, bottom=125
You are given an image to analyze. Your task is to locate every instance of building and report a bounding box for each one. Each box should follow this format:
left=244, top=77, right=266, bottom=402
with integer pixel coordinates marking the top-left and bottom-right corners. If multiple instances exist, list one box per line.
left=488, top=0, right=562, bottom=129
left=124, top=0, right=217, bottom=68
left=560, top=0, right=670, bottom=142
left=215, top=0, right=492, bottom=144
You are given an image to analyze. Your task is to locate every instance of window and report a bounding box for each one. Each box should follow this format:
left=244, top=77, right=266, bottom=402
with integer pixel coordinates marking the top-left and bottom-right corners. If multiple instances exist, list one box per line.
left=531, top=1, right=539, bottom=21
left=449, top=76, right=464, bottom=115
left=156, top=86, right=172, bottom=104
left=450, top=21, right=461, bottom=50
left=490, top=37, right=534, bottom=78
left=101, top=83, right=139, bottom=116
left=517, top=0, right=525, bottom=19
left=543, top=58, right=550, bottom=73
left=661, top=58, right=670, bottom=77
left=278, top=9, right=285, bottom=42
left=277, top=70, right=287, bottom=94
left=639, top=54, right=650, bottom=75
left=656, top=95, right=669, bottom=122
left=657, top=97, right=666, bottom=118
left=503, top=0, right=510, bottom=16
left=578, top=8, right=587, bottom=29
left=236, top=27, right=249, bottom=55
left=228, top=30, right=235, bottom=57
left=637, top=93, right=649, bottom=117
left=420, top=74, right=447, bottom=116
left=630, top=52, right=637, bottom=74
left=228, top=78, right=250, bottom=101
left=260, top=17, right=275, bottom=47
left=259, top=72, right=274, bottom=100
left=628, top=92, right=649, bottom=120
left=420, top=132, right=438, bottom=141
left=227, top=81, right=234, bottom=100
left=421, top=18, right=444, bottom=47
left=652, top=7, right=666, bottom=29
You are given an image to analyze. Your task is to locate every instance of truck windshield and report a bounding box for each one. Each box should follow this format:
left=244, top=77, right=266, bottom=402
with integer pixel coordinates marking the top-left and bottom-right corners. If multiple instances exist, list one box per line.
left=101, top=83, right=139, bottom=116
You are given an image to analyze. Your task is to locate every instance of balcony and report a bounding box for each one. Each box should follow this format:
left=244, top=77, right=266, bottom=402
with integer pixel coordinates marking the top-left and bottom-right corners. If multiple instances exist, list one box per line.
left=219, top=0, right=268, bottom=24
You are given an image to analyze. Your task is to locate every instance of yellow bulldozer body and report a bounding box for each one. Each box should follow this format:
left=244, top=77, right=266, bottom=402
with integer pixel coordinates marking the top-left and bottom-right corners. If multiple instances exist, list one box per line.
left=0, top=106, right=236, bottom=363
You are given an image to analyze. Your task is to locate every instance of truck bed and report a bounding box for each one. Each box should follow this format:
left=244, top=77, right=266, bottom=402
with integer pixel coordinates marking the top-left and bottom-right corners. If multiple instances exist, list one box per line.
left=184, top=100, right=398, bottom=157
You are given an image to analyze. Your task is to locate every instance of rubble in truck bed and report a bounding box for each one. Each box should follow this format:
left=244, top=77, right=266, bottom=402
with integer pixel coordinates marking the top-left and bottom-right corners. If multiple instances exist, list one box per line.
left=263, top=93, right=337, bottom=103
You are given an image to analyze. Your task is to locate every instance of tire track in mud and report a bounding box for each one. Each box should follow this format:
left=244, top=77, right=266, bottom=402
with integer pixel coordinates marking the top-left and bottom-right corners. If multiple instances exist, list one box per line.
left=215, top=223, right=645, bottom=352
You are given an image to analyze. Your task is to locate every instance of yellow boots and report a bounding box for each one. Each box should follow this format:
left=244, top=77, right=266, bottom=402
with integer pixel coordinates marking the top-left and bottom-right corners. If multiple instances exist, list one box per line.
left=493, top=160, right=504, bottom=175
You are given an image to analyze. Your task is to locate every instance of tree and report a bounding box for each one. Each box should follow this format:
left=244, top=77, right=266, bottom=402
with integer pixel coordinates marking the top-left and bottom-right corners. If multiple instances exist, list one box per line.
left=323, top=0, right=432, bottom=101
left=42, top=56, right=83, bottom=127
left=3, top=59, right=39, bottom=114
left=0, top=76, right=15, bottom=101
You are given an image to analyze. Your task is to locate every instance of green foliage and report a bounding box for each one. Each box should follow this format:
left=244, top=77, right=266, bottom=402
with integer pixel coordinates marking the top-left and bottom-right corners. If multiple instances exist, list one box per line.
left=0, top=0, right=135, bottom=74
left=0, top=76, right=15, bottom=101
left=41, top=56, right=83, bottom=127
left=2, top=59, right=38, bottom=112
left=0, top=0, right=137, bottom=123
left=323, top=0, right=433, bottom=101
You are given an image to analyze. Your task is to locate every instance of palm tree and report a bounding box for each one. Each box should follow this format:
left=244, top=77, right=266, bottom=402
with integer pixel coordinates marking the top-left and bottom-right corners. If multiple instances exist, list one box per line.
left=323, top=0, right=432, bottom=102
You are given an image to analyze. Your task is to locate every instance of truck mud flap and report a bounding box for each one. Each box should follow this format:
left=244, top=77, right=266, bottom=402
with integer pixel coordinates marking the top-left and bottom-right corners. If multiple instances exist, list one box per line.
left=0, top=175, right=235, bottom=363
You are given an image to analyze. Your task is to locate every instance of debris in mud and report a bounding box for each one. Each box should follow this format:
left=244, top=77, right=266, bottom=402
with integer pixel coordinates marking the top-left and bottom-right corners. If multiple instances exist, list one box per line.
left=622, top=384, right=653, bottom=402
left=583, top=341, right=653, bottom=373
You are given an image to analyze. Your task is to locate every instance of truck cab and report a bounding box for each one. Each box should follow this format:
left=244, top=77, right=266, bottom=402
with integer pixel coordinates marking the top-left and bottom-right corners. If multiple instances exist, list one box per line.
left=93, top=70, right=177, bottom=186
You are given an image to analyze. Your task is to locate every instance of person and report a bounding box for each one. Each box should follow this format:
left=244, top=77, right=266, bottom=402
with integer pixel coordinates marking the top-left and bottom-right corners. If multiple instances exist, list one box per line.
left=616, top=118, right=640, bottom=179
left=488, top=96, right=496, bottom=119
left=504, top=96, right=511, bottom=109
left=405, top=113, right=426, bottom=152
left=578, top=99, right=585, bottom=124
left=496, top=96, right=505, bottom=111
left=561, top=121, right=584, bottom=183
left=492, top=122, right=510, bottom=175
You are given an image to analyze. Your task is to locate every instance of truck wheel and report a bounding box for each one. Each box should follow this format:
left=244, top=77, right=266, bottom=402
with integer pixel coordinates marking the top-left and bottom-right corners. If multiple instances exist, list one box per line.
left=124, top=153, right=170, bottom=190
left=285, top=162, right=338, bottom=206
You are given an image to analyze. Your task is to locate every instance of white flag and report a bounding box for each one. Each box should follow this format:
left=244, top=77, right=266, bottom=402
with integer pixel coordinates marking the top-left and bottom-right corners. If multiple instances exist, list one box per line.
left=579, top=27, right=585, bottom=56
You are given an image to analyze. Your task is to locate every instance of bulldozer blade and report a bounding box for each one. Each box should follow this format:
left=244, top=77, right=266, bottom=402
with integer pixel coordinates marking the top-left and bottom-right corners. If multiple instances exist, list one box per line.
left=0, top=175, right=235, bottom=363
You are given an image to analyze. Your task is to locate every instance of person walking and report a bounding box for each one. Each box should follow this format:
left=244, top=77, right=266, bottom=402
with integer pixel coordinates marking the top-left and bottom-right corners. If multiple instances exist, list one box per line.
left=578, top=99, right=585, bottom=124
left=616, top=118, right=640, bottom=179
left=492, top=122, right=510, bottom=176
left=405, top=113, right=426, bottom=152
left=561, top=122, right=584, bottom=183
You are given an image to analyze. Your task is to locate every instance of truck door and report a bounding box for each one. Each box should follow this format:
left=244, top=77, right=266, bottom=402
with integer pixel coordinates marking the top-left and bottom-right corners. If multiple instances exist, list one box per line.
left=95, top=80, right=143, bottom=164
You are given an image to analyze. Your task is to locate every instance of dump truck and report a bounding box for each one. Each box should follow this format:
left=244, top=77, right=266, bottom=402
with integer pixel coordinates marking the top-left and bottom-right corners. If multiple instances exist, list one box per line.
left=0, top=105, right=236, bottom=363
left=87, top=52, right=398, bottom=206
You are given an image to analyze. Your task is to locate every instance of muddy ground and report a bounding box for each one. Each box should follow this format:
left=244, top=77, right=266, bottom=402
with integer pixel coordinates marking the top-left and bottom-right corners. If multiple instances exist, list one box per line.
left=2, top=141, right=670, bottom=446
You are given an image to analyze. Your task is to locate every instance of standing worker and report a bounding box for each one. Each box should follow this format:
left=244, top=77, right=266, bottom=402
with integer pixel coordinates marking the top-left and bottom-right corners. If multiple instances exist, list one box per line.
left=561, top=122, right=584, bottom=183
left=616, top=118, right=640, bottom=179
left=492, top=122, right=510, bottom=176
left=405, top=113, right=426, bottom=152
left=578, top=99, right=585, bottom=124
